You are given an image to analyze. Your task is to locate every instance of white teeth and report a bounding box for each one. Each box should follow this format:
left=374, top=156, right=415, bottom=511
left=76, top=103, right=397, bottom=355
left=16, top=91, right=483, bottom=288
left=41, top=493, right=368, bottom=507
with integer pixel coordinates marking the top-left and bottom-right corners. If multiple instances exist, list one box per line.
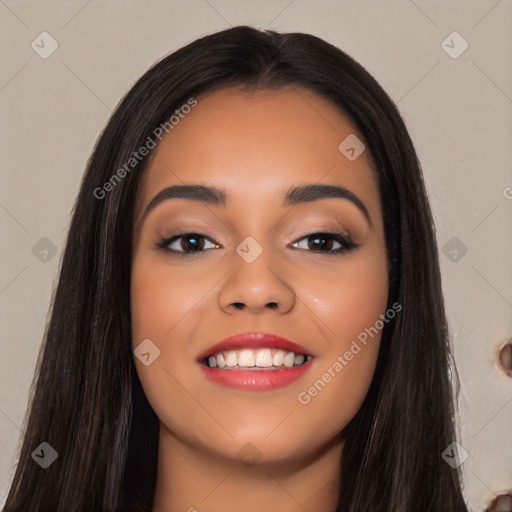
left=295, top=354, right=305, bottom=365
left=284, top=351, right=295, bottom=368
left=225, top=351, right=238, bottom=367
left=256, top=348, right=273, bottom=367
left=273, top=350, right=285, bottom=366
left=207, top=348, right=309, bottom=369
left=239, top=349, right=255, bottom=367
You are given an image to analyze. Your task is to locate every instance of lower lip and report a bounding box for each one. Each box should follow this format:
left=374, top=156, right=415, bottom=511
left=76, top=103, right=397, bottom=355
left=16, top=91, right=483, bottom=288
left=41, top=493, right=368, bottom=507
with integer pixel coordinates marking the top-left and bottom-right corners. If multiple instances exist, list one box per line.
left=200, top=360, right=313, bottom=391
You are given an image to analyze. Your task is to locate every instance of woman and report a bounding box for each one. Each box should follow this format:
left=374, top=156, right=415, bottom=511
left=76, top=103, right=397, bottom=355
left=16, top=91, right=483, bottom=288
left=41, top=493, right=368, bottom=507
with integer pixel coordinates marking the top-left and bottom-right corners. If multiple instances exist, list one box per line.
left=4, top=26, right=469, bottom=511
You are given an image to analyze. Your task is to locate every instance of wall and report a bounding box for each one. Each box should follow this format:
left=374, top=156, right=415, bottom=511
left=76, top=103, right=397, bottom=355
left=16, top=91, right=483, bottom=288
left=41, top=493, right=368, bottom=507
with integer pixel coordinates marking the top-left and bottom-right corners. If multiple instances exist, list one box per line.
left=1, top=1, right=511, bottom=510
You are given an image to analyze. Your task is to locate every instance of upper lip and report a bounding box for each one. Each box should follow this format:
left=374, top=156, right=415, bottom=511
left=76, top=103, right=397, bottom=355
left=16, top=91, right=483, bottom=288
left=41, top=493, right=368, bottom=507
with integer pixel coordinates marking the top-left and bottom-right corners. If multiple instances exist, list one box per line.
left=197, top=333, right=314, bottom=361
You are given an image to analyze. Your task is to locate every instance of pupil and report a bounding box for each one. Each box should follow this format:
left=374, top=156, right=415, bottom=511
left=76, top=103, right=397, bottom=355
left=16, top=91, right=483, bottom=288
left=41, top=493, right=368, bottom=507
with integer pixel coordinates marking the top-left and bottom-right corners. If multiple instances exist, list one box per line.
left=309, top=235, right=331, bottom=251
left=184, top=235, right=203, bottom=251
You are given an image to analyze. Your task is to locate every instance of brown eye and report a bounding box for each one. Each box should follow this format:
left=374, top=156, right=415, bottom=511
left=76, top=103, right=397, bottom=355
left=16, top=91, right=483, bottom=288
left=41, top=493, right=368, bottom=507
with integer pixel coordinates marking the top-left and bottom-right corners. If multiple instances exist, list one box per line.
left=180, top=234, right=206, bottom=252
left=307, top=234, right=335, bottom=251
left=291, top=232, right=357, bottom=255
left=158, top=232, right=219, bottom=256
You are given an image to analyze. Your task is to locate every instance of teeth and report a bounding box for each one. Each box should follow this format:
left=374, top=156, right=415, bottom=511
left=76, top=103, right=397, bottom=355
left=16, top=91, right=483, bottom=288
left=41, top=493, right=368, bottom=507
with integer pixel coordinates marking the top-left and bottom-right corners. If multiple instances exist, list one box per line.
left=239, top=349, right=255, bottom=367
left=206, top=348, right=309, bottom=369
left=273, top=350, right=285, bottom=366
left=284, top=351, right=295, bottom=368
left=225, top=351, right=238, bottom=367
left=255, top=349, right=273, bottom=367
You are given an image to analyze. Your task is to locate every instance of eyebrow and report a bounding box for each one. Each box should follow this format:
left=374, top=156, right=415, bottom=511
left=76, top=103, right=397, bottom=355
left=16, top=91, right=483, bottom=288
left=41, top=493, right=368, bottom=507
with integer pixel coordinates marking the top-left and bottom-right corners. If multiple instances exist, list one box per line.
left=141, top=183, right=371, bottom=225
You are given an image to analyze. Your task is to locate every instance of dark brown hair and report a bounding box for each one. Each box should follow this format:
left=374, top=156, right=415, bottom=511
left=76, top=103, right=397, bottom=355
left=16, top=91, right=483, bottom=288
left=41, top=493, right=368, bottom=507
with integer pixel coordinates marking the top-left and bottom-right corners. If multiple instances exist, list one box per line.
left=4, top=25, right=469, bottom=511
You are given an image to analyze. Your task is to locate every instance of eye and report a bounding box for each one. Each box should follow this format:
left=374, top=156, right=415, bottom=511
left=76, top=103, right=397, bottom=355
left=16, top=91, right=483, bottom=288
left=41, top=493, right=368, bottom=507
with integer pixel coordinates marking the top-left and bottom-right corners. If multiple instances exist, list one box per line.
left=157, top=233, right=219, bottom=256
left=156, top=231, right=357, bottom=258
left=290, top=232, right=357, bottom=255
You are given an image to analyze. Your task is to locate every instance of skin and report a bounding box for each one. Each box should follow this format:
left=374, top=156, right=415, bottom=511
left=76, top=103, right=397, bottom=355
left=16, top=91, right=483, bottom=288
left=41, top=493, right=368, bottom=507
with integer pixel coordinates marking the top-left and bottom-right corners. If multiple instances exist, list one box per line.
left=131, top=85, right=389, bottom=512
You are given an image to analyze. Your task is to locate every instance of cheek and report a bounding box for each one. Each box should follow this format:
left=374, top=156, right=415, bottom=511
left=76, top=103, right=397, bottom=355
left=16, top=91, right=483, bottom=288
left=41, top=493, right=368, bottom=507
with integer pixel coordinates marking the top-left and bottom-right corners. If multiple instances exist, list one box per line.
left=309, top=242, right=389, bottom=346
left=130, top=258, right=207, bottom=440
left=294, top=245, right=388, bottom=430
left=131, top=274, right=162, bottom=342
left=130, top=258, right=200, bottom=343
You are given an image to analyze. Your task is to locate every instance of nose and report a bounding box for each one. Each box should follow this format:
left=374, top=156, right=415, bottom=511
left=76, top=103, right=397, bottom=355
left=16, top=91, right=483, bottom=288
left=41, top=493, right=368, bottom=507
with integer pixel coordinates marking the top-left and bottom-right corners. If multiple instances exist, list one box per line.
left=218, top=247, right=296, bottom=315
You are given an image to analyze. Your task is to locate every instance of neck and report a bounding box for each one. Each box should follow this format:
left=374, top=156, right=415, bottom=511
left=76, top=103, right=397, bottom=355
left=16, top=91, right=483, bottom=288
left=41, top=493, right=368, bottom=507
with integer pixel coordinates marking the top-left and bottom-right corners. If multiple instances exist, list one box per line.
left=152, top=425, right=343, bottom=512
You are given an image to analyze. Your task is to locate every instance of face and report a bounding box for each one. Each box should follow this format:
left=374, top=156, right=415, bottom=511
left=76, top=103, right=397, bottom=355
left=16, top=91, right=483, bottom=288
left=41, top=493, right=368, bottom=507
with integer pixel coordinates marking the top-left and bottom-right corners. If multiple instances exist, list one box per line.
left=130, top=85, right=389, bottom=465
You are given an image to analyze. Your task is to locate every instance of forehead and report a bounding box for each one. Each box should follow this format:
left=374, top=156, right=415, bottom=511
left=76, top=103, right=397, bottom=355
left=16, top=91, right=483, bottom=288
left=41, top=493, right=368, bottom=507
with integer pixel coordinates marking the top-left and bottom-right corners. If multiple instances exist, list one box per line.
left=135, top=85, right=380, bottom=220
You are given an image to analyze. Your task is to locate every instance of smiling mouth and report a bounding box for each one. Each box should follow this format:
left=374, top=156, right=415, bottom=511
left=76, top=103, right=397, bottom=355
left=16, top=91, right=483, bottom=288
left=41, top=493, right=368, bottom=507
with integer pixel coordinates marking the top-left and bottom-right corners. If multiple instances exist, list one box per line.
left=202, top=348, right=311, bottom=370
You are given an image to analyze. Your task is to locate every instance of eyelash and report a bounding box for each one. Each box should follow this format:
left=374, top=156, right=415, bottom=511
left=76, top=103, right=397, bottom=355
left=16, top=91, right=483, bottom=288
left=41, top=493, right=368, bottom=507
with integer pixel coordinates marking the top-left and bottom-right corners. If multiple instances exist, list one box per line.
left=156, top=231, right=358, bottom=258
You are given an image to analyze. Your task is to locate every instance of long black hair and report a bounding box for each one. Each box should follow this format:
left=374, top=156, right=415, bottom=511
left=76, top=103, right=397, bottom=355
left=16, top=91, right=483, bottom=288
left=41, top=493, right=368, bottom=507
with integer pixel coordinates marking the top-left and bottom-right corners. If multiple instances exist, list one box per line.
left=4, top=25, right=469, bottom=511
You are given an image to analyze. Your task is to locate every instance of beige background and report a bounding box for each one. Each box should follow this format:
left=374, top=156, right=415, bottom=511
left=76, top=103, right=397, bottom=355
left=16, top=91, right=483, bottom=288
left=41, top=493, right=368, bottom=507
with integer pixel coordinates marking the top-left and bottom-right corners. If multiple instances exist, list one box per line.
left=1, top=1, right=511, bottom=510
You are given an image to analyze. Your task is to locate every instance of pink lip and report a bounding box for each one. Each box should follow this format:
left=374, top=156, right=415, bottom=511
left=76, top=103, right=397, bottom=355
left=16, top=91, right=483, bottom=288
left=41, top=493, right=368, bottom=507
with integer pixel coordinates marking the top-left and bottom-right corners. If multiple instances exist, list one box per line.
left=197, top=332, right=313, bottom=360
left=197, top=333, right=314, bottom=391
left=200, top=360, right=314, bottom=391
